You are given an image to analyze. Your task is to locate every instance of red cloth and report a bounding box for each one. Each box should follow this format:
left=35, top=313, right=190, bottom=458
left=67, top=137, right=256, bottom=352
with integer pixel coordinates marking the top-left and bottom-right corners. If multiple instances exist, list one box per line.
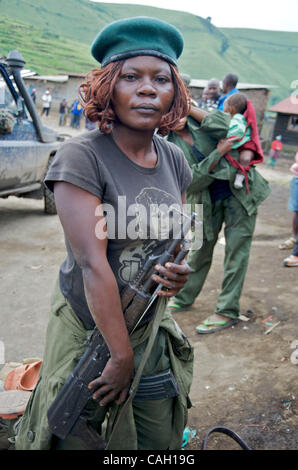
left=224, top=99, right=263, bottom=193
left=272, top=140, right=283, bottom=151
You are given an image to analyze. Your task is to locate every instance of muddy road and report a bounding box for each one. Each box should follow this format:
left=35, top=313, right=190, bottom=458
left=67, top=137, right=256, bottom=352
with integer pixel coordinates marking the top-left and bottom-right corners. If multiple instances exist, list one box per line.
left=0, top=147, right=297, bottom=450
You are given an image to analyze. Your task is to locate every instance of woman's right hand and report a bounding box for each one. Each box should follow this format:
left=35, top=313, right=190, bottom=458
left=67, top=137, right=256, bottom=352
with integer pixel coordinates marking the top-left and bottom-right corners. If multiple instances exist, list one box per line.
left=217, top=138, right=234, bottom=156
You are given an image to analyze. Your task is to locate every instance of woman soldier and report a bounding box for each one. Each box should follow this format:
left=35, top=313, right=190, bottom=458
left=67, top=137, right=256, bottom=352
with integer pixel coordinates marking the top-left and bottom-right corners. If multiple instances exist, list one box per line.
left=15, top=17, right=194, bottom=450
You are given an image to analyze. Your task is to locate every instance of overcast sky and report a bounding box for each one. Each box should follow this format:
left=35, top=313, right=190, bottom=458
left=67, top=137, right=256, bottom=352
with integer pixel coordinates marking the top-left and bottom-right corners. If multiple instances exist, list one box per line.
left=92, top=0, right=298, bottom=32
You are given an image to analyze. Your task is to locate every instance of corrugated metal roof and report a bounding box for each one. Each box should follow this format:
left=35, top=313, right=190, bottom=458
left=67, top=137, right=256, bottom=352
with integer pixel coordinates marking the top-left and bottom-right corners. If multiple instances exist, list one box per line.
left=26, top=75, right=69, bottom=83
left=66, top=72, right=86, bottom=78
left=22, top=73, right=279, bottom=90
left=189, top=79, right=278, bottom=90
left=23, top=73, right=86, bottom=82
left=269, top=96, right=298, bottom=114
left=21, top=69, right=37, bottom=78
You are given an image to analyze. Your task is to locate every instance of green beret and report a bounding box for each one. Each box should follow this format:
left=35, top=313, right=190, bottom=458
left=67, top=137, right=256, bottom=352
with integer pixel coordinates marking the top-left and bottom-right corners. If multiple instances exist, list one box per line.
left=91, top=16, right=184, bottom=67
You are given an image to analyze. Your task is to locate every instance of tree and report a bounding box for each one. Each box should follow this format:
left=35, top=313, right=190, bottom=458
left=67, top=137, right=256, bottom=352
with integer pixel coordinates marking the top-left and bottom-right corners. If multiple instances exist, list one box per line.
left=220, top=37, right=230, bottom=55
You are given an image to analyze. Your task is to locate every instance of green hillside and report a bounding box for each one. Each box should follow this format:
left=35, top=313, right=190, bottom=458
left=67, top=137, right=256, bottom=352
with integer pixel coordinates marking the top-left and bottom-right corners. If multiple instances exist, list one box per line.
left=221, top=28, right=298, bottom=105
left=0, top=17, right=97, bottom=74
left=1, top=0, right=297, bottom=105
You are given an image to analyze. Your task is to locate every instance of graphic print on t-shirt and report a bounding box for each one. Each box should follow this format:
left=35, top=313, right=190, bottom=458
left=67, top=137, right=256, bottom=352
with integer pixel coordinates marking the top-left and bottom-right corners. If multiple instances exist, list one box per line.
left=118, top=239, right=160, bottom=284
left=117, top=187, right=180, bottom=285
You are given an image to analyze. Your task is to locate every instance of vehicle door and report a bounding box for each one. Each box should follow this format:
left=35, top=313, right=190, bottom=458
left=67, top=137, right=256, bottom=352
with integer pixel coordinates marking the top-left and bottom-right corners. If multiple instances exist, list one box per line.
left=0, top=72, right=39, bottom=192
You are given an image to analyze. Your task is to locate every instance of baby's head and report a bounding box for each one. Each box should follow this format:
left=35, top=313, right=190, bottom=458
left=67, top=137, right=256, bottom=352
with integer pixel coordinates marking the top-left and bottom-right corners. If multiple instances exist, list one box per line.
left=223, top=92, right=247, bottom=116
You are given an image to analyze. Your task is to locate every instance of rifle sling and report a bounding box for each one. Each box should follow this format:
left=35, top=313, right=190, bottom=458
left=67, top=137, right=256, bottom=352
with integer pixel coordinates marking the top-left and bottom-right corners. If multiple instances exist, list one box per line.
left=105, top=295, right=168, bottom=450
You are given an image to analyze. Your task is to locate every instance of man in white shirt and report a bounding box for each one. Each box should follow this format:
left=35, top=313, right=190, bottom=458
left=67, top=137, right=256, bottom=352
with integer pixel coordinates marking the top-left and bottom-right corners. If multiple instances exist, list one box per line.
left=41, top=89, right=52, bottom=117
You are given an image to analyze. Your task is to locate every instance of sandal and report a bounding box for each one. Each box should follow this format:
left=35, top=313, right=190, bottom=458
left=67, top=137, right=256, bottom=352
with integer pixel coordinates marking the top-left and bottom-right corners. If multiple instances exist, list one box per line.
left=168, top=302, right=192, bottom=313
left=279, top=237, right=296, bottom=250
left=196, top=316, right=238, bottom=334
left=283, top=254, right=298, bottom=267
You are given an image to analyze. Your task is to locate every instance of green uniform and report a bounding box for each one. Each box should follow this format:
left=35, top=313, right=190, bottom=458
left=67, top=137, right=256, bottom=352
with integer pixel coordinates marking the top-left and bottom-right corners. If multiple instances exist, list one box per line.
left=15, top=281, right=193, bottom=450
left=167, top=111, right=270, bottom=317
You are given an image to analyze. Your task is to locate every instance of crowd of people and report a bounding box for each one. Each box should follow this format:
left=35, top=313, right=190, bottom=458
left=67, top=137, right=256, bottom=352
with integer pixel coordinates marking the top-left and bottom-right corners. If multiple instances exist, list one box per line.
left=32, top=88, right=88, bottom=130
left=10, top=16, right=296, bottom=451
left=196, top=73, right=239, bottom=112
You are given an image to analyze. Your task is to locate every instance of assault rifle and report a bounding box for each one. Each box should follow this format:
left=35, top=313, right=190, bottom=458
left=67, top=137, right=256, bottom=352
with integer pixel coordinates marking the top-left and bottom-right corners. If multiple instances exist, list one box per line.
left=47, top=212, right=196, bottom=449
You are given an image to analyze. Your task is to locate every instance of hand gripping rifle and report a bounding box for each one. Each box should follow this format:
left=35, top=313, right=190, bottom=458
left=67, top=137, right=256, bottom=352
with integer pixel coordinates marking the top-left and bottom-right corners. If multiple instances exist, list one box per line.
left=47, top=212, right=196, bottom=449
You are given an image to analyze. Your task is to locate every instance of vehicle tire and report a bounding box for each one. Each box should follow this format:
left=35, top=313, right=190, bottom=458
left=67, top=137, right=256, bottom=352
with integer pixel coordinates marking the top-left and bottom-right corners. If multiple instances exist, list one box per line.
left=44, top=155, right=57, bottom=215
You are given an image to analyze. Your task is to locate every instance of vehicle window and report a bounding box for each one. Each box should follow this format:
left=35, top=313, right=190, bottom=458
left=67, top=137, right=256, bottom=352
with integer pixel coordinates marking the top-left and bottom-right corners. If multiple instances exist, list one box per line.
left=0, top=80, right=16, bottom=109
left=0, top=74, right=30, bottom=120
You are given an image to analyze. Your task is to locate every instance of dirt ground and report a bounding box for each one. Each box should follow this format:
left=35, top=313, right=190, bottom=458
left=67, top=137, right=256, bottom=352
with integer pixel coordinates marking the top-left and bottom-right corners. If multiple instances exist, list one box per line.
left=0, top=116, right=297, bottom=450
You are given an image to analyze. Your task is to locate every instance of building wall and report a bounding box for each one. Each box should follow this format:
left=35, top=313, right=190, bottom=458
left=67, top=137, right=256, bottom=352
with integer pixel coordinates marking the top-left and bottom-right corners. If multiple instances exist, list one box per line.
left=241, top=89, right=271, bottom=131
left=273, top=113, right=298, bottom=146
left=24, top=76, right=85, bottom=113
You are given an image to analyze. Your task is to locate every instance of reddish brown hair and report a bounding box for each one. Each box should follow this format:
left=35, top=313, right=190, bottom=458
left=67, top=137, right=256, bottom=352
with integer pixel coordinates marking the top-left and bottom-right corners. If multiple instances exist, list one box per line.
left=79, top=60, right=190, bottom=136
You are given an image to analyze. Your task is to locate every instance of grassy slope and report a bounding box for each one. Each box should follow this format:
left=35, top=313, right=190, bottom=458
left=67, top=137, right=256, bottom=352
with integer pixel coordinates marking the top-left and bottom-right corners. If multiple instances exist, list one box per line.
left=1, top=0, right=297, bottom=104
left=221, top=28, right=298, bottom=104
left=0, top=17, right=97, bottom=74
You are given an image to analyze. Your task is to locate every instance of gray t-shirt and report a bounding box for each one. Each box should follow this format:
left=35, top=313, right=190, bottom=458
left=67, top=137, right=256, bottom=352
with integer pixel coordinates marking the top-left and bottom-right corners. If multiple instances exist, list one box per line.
left=45, top=130, right=192, bottom=328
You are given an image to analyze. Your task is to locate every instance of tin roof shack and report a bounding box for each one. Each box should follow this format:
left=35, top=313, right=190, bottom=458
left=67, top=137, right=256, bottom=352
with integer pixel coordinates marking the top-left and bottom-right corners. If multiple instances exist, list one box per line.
left=188, top=79, right=276, bottom=131
left=23, top=73, right=86, bottom=113
left=269, top=97, right=298, bottom=156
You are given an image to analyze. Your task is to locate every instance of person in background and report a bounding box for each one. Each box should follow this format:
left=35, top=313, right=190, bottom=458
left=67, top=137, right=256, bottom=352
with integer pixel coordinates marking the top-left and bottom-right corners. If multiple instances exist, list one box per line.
left=207, top=78, right=221, bottom=109
left=218, top=73, right=239, bottom=111
left=267, top=135, right=283, bottom=168
left=30, top=87, right=37, bottom=103
left=70, top=99, right=83, bottom=129
left=283, top=152, right=298, bottom=267
left=167, top=103, right=270, bottom=334
left=180, top=73, right=198, bottom=107
left=41, top=89, right=52, bottom=117
left=198, top=87, right=209, bottom=109
left=59, top=98, right=67, bottom=126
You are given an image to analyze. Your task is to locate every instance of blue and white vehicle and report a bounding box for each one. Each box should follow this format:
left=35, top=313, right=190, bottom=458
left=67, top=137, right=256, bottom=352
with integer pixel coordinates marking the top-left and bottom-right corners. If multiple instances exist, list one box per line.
left=0, top=50, right=63, bottom=214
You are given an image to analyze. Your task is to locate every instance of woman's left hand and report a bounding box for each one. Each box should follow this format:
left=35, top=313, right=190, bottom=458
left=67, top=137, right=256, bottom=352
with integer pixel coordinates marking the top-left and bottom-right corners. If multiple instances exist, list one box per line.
left=152, top=259, right=190, bottom=297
